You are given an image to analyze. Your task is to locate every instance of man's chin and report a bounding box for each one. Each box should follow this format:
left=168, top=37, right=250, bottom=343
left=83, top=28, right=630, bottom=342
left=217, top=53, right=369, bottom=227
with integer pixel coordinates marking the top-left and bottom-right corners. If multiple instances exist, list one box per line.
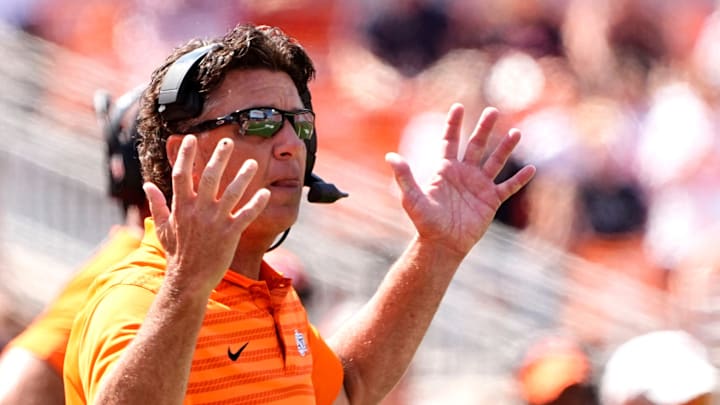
left=250, top=206, right=299, bottom=237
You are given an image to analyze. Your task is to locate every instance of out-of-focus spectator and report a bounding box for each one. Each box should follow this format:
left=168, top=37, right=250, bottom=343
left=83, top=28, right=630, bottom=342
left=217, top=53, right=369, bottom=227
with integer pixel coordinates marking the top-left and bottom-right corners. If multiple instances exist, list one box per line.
left=600, top=330, right=718, bottom=405
left=561, top=176, right=668, bottom=347
left=509, top=58, right=581, bottom=246
left=561, top=0, right=614, bottom=90
left=0, top=86, right=147, bottom=405
left=362, top=0, right=450, bottom=77
left=485, top=51, right=546, bottom=115
left=490, top=55, right=581, bottom=234
left=636, top=80, right=719, bottom=271
left=607, top=0, right=667, bottom=71
left=562, top=0, right=666, bottom=98
left=395, top=48, right=490, bottom=187
left=483, top=0, right=565, bottom=58
left=515, top=334, right=599, bottom=405
left=447, top=0, right=565, bottom=59
left=515, top=92, right=669, bottom=347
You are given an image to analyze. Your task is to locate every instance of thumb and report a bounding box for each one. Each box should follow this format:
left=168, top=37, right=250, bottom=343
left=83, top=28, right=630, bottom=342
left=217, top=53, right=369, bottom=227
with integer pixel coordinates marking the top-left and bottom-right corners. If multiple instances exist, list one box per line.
left=143, top=182, right=170, bottom=227
left=386, top=152, right=421, bottom=200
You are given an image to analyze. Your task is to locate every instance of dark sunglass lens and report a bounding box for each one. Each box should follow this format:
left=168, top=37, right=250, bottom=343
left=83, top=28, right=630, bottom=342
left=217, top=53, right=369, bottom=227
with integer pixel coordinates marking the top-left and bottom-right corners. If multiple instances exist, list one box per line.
left=236, top=108, right=313, bottom=139
left=294, top=121, right=314, bottom=140
left=245, top=120, right=282, bottom=137
left=242, top=109, right=282, bottom=138
left=293, top=111, right=314, bottom=140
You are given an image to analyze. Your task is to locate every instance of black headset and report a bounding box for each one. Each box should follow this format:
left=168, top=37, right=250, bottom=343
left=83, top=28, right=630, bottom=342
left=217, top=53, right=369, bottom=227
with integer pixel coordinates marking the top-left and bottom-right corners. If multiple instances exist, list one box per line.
left=94, top=85, right=146, bottom=214
left=157, top=44, right=347, bottom=204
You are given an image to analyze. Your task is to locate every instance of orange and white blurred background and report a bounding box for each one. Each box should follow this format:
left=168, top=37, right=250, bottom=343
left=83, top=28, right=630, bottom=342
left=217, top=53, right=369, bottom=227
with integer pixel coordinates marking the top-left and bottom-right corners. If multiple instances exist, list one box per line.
left=2, top=0, right=720, bottom=403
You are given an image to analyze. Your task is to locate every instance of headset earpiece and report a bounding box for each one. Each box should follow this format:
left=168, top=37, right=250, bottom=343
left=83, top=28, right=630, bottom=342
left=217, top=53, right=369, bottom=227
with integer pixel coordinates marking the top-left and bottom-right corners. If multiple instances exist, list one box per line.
left=158, top=44, right=218, bottom=122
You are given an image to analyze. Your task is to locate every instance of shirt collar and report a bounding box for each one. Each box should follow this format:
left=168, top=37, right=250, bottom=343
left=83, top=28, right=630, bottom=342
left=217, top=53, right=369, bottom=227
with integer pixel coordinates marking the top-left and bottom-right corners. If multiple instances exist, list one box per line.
left=141, top=218, right=293, bottom=290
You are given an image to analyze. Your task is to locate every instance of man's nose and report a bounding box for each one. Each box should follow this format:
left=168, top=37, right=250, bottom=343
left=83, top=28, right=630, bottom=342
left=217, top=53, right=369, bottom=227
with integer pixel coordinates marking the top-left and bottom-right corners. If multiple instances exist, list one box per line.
left=272, top=119, right=304, bottom=159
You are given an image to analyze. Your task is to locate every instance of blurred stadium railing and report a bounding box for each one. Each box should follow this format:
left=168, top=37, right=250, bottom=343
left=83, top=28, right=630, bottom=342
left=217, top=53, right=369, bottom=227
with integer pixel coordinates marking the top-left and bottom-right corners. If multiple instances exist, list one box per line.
left=0, top=22, right=672, bottom=403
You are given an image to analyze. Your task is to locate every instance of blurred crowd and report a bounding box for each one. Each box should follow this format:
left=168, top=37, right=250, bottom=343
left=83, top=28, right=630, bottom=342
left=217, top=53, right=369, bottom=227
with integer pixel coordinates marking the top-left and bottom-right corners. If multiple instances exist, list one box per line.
left=3, top=0, right=720, bottom=403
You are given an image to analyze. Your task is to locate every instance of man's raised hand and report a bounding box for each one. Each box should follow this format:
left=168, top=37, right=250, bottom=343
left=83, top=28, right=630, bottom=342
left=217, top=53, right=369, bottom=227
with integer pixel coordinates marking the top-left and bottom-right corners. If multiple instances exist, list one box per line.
left=143, top=135, right=270, bottom=295
left=386, top=104, right=535, bottom=257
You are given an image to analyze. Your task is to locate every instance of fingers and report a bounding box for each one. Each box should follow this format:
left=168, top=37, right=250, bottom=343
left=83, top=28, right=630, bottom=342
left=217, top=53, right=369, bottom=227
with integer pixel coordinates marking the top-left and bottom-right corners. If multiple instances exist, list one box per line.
left=386, top=152, right=421, bottom=201
left=495, top=164, right=536, bottom=203
left=463, top=107, right=498, bottom=165
left=483, top=128, right=535, bottom=203
left=197, top=138, right=234, bottom=204
left=231, top=188, right=270, bottom=226
left=482, top=128, right=522, bottom=181
left=218, top=159, right=259, bottom=214
left=173, top=136, right=263, bottom=220
left=171, top=135, right=197, bottom=203
left=143, top=182, right=170, bottom=227
left=441, top=103, right=465, bottom=160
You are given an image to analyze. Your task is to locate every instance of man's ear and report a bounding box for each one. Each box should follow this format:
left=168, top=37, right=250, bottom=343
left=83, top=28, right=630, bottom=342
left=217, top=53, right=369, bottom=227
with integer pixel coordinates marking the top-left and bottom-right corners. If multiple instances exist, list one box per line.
left=166, top=134, right=183, bottom=167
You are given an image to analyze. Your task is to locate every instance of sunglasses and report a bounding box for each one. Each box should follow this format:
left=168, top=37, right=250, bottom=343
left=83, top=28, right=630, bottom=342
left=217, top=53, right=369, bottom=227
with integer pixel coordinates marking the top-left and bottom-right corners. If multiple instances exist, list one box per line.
left=183, top=107, right=315, bottom=140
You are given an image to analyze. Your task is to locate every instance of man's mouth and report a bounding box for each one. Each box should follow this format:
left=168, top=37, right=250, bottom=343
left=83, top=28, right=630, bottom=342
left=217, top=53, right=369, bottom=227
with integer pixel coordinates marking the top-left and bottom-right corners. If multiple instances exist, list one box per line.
left=270, top=178, right=301, bottom=188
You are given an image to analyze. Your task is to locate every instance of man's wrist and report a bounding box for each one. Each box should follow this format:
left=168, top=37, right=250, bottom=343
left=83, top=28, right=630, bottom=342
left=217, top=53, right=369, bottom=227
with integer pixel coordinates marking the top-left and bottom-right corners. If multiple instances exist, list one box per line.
left=412, top=234, right=468, bottom=264
left=160, top=266, right=215, bottom=309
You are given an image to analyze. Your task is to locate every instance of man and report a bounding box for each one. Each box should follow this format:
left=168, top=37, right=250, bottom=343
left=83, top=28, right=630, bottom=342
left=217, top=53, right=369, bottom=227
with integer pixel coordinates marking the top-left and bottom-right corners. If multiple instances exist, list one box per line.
left=0, top=86, right=147, bottom=405
left=63, top=23, right=535, bottom=404
left=0, top=82, right=313, bottom=405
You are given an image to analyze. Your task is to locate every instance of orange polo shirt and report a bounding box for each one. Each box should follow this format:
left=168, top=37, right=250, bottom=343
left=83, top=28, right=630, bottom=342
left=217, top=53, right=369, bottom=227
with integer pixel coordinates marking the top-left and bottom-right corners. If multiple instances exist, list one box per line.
left=64, top=219, right=344, bottom=405
left=4, top=226, right=142, bottom=374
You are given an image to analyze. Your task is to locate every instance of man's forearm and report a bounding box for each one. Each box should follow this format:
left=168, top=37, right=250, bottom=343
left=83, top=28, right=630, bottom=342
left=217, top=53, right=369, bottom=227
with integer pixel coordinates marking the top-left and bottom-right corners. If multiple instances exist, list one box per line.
left=329, top=235, right=464, bottom=405
left=93, top=282, right=208, bottom=405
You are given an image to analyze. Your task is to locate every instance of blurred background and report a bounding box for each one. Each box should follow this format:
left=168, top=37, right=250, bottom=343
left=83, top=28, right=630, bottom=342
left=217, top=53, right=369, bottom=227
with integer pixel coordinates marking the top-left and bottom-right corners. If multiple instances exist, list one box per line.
left=2, top=0, right=720, bottom=403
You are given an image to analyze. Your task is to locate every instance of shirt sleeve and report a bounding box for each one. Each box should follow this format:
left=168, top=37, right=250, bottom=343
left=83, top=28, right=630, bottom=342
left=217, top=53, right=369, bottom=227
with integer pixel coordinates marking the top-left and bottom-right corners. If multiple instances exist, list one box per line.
left=308, top=324, right=344, bottom=405
left=72, top=283, right=155, bottom=403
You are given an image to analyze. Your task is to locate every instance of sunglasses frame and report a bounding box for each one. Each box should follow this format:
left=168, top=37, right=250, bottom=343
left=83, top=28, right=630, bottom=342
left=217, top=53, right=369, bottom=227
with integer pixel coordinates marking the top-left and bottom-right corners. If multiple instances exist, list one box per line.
left=183, top=107, right=315, bottom=140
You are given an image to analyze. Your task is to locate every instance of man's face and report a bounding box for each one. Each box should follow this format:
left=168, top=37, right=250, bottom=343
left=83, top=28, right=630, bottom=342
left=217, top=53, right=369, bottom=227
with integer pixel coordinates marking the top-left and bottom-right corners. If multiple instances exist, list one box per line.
left=181, top=69, right=307, bottom=240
